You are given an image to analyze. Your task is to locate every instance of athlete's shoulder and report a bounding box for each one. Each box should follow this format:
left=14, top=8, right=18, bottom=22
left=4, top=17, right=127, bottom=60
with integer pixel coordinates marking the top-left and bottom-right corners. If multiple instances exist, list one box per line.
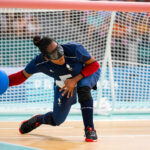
left=61, top=42, right=83, bottom=48
left=61, top=42, right=85, bottom=56
left=62, top=42, right=90, bottom=62
left=32, top=54, right=46, bottom=65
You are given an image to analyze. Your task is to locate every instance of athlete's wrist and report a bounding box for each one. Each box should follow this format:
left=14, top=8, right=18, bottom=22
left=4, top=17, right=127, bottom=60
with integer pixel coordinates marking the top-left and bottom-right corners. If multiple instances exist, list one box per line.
left=72, top=74, right=83, bottom=83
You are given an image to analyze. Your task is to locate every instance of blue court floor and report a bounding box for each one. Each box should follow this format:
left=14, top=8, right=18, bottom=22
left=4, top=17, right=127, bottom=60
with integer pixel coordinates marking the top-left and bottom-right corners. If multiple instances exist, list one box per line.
left=0, top=142, right=42, bottom=150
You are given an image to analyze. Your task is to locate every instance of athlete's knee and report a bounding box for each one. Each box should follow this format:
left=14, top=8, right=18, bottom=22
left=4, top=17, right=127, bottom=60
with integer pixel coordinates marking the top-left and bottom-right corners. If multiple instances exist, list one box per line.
left=49, top=115, right=66, bottom=126
left=42, top=112, right=65, bottom=126
left=45, top=113, right=57, bottom=126
left=77, top=86, right=92, bottom=103
left=53, top=118, right=65, bottom=126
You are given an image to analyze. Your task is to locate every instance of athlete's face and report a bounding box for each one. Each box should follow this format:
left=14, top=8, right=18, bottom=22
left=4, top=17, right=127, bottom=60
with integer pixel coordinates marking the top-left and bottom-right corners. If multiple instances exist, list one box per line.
left=44, top=41, right=65, bottom=65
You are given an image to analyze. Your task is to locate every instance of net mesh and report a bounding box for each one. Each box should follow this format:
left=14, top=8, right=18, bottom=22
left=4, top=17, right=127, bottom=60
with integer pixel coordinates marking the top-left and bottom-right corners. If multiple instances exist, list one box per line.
left=0, top=9, right=150, bottom=114
left=102, top=12, right=150, bottom=113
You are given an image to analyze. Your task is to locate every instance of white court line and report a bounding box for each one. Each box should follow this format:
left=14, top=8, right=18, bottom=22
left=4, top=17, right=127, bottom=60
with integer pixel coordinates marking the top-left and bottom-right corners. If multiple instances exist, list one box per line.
left=1, top=135, right=150, bottom=139
left=56, top=135, right=150, bottom=138
left=41, top=135, right=150, bottom=138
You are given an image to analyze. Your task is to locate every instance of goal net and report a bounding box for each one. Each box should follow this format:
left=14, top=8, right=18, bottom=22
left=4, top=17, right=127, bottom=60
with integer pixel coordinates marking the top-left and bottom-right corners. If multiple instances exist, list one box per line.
left=0, top=2, right=150, bottom=114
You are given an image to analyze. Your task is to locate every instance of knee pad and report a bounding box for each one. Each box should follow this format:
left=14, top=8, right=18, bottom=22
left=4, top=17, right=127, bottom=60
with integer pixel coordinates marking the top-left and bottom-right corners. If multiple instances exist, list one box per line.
left=77, top=86, right=92, bottom=103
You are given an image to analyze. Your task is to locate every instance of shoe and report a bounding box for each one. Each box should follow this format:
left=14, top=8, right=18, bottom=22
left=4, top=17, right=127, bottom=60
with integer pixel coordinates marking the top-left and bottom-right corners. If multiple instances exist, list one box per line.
left=85, top=127, right=98, bottom=142
left=19, top=115, right=41, bottom=134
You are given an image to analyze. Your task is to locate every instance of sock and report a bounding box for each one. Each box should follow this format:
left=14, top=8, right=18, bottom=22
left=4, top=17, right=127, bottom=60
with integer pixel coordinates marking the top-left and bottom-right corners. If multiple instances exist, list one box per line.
left=80, top=99, right=94, bottom=130
left=37, top=112, right=53, bottom=124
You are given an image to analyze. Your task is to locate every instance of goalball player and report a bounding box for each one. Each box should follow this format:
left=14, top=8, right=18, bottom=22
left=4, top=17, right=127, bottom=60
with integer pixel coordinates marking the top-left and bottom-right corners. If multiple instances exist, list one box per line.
left=8, top=36, right=100, bottom=142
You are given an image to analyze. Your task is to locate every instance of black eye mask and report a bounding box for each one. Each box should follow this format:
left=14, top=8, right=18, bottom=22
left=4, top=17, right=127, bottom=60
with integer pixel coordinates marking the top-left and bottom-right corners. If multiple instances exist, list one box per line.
left=43, top=45, right=64, bottom=60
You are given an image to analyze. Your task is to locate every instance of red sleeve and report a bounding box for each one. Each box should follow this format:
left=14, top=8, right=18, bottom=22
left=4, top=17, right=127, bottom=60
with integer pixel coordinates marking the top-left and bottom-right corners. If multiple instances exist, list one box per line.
left=8, top=71, right=27, bottom=87
left=81, top=61, right=100, bottom=77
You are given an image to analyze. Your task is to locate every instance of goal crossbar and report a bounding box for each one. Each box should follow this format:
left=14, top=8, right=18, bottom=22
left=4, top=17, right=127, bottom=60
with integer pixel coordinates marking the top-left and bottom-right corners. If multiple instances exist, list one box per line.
left=0, top=0, right=150, bottom=12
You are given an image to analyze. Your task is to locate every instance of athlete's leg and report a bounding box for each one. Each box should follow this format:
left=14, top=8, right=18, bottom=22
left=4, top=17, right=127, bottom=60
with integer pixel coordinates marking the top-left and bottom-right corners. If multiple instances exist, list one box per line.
left=19, top=86, right=77, bottom=134
left=77, top=69, right=100, bottom=142
left=38, top=86, right=77, bottom=126
left=77, top=86, right=94, bottom=128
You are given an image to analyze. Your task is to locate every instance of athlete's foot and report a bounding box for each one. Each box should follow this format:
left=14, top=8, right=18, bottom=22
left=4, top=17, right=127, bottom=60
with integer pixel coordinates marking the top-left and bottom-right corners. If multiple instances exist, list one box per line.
left=84, top=126, right=98, bottom=142
left=19, top=115, right=41, bottom=134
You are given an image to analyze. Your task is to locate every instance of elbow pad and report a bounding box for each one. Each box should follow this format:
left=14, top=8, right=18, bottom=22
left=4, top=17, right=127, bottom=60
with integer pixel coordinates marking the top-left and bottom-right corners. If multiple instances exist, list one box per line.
left=81, top=61, right=100, bottom=77
left=8, top=71, right=27, bottom=87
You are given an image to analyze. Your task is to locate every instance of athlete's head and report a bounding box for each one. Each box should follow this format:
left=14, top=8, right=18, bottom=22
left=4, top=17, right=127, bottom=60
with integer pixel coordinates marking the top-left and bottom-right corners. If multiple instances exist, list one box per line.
left=33, top=36, right=65, bottom=65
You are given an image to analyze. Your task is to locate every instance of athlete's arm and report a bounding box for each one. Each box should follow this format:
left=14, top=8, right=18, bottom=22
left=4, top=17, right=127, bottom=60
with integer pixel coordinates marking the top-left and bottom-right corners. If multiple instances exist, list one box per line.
left=67, top=55, right=97, bottom=84
left=84, top=55, right=96, bottom=65
left=22, top=70, right=32, bottom=78
left=60, top=55, right=100, bottom=98
left=80, top=55, right=100, bottom=77
left=8, top=70, right=32, bottom=87
left=9, top=54, right=41, bottom=87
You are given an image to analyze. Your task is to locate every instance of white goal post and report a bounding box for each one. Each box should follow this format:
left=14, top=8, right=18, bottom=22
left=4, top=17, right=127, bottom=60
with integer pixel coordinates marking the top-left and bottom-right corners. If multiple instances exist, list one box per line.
left=0, top=0, right=150, bottom=115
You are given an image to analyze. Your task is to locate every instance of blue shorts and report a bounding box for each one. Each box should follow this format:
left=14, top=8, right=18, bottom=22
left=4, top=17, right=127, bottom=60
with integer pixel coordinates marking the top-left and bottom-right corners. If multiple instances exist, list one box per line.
left=78, top=68, right=100, bottom=88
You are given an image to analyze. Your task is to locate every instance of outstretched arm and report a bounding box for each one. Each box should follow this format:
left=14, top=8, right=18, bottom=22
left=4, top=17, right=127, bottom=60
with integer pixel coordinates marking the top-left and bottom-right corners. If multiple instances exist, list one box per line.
left=9, top=70, right=32, bottom=87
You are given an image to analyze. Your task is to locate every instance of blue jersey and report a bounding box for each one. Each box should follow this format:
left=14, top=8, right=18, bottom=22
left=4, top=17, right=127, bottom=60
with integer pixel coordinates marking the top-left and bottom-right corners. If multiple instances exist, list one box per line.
left=25, top=42, right=91, bottom=88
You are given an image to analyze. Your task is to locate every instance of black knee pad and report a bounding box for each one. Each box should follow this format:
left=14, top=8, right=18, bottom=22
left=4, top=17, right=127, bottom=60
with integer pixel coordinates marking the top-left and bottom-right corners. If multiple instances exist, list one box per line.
left=77, top=86, right=92, bottom=103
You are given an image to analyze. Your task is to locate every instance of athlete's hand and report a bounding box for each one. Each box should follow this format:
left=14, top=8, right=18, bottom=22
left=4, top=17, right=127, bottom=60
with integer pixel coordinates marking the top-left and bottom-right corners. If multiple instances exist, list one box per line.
left=59, top=78, right=77, bottom=98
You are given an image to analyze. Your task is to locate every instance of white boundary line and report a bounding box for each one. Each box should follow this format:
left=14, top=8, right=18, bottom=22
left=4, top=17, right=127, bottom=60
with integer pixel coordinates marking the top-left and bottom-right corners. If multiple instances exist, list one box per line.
left=1, top=135, right=150, bottom=139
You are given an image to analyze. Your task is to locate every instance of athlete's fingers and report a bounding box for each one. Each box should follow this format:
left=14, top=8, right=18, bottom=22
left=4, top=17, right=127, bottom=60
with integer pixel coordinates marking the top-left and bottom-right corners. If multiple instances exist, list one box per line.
left=62, top=88, right=68, bottom=96
left=67, top=91, right=70, bottom=98
left=67, top=89, right=73, bottom=98
left=59, top=86, right=66, bottom=92
left=71, top=90, right=73, bottom=97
